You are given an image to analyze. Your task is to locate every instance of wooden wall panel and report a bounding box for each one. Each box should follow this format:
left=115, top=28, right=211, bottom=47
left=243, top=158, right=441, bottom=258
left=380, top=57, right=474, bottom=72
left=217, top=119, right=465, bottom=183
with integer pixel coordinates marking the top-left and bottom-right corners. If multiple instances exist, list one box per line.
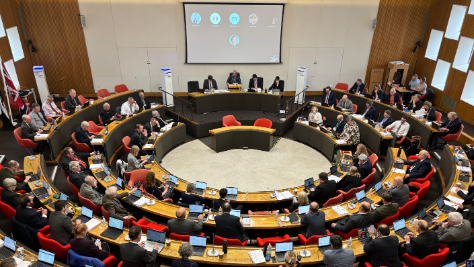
left=16, top=0, right=94, bottom=96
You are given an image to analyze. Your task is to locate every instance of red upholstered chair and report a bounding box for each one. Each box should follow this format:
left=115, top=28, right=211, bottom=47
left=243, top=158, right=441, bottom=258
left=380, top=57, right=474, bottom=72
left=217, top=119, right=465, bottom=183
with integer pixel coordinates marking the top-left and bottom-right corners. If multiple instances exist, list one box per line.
left=420, top=94, right=425, bottom=100
left=336, top=99, right=339, bottom=106
left=387, top=126, right=406, bottom=146
left=223, top=115, right=241, bottom=127
left=0, top=196, right=16, bottom=221
left=46, top=117, right=54, bottom=123
left=412, top=166, right=435, bottom=184
left=336, top=188, right=357, bottom=201
left=323, top=193, right=343, bottom=207
left=407, top=154, right=431, bottom=161
left=61, top=101, right=66, bottom=110
left=298, top=230, right=333, bottom=245
left=14, top=128, right=39, bottom=153
left=402, top=247, right=449, bottom=267
left=128, top=169, right=150, bottom=188
left=283, top=208, right=292, bottom=214
left=132, top=219, right=169, bottom=234
left=102, top=254, right=118, bottom=267
left=122, top=136, right=131, bottom=154
left=124, top=171, right=131, bottom=182
left=214, top=235, right=248, bottom=246
left=98, top=115, right=104, bottom=126
left=248, top=210, right=277, bottom=215
left=162, top=198, right=174, bottom=203
left=115, top=84, right=129, bottom=94
left=335, top=83, right=349, bottom=91
left=352, top=104, right=357, bottom=114
left=435, top=111, right=442, bottom=123
left=101, top=206, right=136, bottom=227
left=88, top=121, right=104, bottom=135
left=408, top=181, right=430, bottom=202
left=368, top=154, right=378, bottom=168
left=78, top=95, right=89, bottom=105
left=365, top=263, right=408, bottom=267
left=61, top=168, right=69, bottom=179
left=257, top=235, right=291, bottom=247
left=118, top=262, right=123, bottom=267
left=254, top=118, right=272, bottom=128
left=356, top=184, right=366, bottom=192
left=37, top=226, right=71, bottom=260
left=72, top=133, right=92, bottom=152
left=361, top=168, right=376, bottom=188
left=440, top=124, right=464, bottom=145
left=399, top=195, right=418, bottom=218
left=335, top=228, right=360, bottom=239
left=374, top=211, right=399, bottom=228
left=101, top=206, right=109, bottom=221
left=97, top=89, right=112, bottom=99
left=67, top=177, right=80, bottom=199
left=170, top=232, right=205, bottom=242
left=78, top=193, right=102, bottom=216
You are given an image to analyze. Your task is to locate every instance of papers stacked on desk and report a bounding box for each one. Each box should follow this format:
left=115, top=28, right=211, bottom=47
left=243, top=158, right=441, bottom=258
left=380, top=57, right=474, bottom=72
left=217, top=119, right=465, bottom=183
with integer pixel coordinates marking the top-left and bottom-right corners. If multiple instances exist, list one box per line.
left=275, top=191, right=293, bottom=201
left=457, top=166, right=471, bottom=172
left=143, top=144, right=153, bottom=149
left=133, top=197, right=149, bottom=207
left=332, top=205, right=348, bottom=216
left=444, top=200, right=459, bottom=210
left=301, top=121, right=309, bottom=125
left=151, top=104, right=159, bottom=108
left=352, top=114, right=364, bottom=120
left=380, top=131, right=391, bottom=136
left=451, top=187, right=468, bottom=195
left=91, top=138, right=104, bottom=144
left=335, top=139, right=346, bottom=145
left=248, top=250, right=266, bottom=265
left=85, top=218, right=101, bottom=232
left=393, top=168, right=406, bottom=174
left=13, top=257, right=32, bottom=267
left=362, top=119, right=368, bottom=123
left=34, top=134, right=49, bottom=140
left=447, top=195, right=464, bottom=204
left=89, top=164, right=103, bottom=170
left=328, top=175, right=342, bottom=183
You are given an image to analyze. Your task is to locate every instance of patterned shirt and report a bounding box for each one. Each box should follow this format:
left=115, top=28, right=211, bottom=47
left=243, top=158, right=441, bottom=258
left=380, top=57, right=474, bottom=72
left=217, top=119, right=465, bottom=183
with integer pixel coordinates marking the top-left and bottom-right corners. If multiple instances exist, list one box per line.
left=341, top=122, right=360, bottom=145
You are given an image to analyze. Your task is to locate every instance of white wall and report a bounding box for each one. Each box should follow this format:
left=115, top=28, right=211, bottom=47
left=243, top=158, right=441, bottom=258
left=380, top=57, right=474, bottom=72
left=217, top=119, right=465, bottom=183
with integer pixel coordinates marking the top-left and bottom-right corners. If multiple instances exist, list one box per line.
left=78, top=0, right=379, bottom=93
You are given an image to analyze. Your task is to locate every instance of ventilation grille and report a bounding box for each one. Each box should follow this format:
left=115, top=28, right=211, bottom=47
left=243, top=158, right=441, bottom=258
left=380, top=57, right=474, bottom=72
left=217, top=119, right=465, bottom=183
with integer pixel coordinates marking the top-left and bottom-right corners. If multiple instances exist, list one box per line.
left=442, top=95, right=457, bottom=111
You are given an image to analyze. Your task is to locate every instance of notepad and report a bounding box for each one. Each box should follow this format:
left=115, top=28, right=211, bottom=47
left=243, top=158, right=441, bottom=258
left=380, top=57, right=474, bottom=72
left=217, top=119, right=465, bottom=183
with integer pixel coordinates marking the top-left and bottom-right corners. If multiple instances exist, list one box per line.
left=447, top=195, right=464, bottom=204
left=335, top=139, right=347, bottom=145
left=34, top=134, right=49, bottom=140
left=143, top=144, right=153, bottom=149
left=393, top=168, right=406, bottom=174
left=91, top=138, right=104, bottom=144
left=89, top=164, right=103, bottom=170
left=248, top=250, right=266, bottom=264
left=332, top=205, right=348, bottom=216
left=328, top=175, right=342, bottom=183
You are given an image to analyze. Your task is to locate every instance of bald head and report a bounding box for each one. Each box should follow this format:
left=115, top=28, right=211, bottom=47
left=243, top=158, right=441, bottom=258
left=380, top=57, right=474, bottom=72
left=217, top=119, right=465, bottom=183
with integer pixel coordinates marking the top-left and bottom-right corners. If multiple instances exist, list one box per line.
left=309, top=202, right=319, bottom=213
left=176, top=207, right=186, bottom=219
left=342, top=95, right=348, bottom=101
left=85, top=176, right=96, bottom=185
left=22, top=115, right=31, bottom=123
left=337, top=115, right=343, bottom=122
left=417, top=219, right=428, bottom=232
left=393, top=176, right=403, bottom=186
left=419, top=150, right=429, bottom=159
left=359, top=202, right=371, bottom=213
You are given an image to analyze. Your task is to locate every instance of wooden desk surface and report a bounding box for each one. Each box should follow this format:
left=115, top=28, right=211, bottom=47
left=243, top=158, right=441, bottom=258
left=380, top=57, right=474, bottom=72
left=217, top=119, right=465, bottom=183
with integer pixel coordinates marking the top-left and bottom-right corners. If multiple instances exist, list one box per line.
left=189, top=89, right=282, bottom=98
left=210, top=126, right=276, bottom=135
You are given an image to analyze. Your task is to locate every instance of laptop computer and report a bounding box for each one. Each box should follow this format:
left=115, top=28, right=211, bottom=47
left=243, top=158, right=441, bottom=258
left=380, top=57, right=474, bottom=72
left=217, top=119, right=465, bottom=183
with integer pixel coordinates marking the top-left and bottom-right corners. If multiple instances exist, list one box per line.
left=31, top=249, right=55, bottom=267
left=321, top=102, right=330, bottom=107
left=33, top=181, right=48, bottom=196
left=229, top=210, right=241, bottom=218
left=417, top=208, right=434, bottom=227
left=298, top=205, right=310, bottom=216
left=144, top=229, right=166, bottom=253
left=74, top=206, right=93, bottom=224
left=100, top=217, right=124, bottom=240
left=275, top=242, right=293, bottom=262
left=339, top=163, right=350, bottom=172
left=441, top=262, right=457, bottom=267
left=109, top=177, right=123, bottom=190
left=374, top=182, right=387, bottom=196
left=393, top=218, right=411, bottom=238
left=225, top=187, right=238, bottom=201
left=334, top=106, right=342, bottom=112
left=190, top=236, right=207, bottom=256
left=187, top=205, right=203, bottom=220
left=165, top=175, right=178, bottom=187
left=459, top=174, right=470, bottom=182
left=318, top=236, right=331, bottom=254
left=0, top=236, right=16, bottom=260
left=304, top=177, right=316, bottom=190
left=30, top=166, right=42, bottom=181
left=437, top=197, right=456, bottom=213
left=123, top=189, right=142, bottom=203
left=356, top=190, right=373, bottom=204
left=455, top=156, right=469, bottom=167
left=194, top=181, right=207, bottom=195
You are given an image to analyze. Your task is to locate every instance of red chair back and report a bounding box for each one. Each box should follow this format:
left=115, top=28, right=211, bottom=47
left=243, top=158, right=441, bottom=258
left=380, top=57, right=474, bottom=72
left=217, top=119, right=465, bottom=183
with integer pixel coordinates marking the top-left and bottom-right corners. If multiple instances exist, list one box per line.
left=214, top=235, right=248, bottom=246
left=97, top=89, right=111, bottom=99
left=399, top=195, right=418, bottom=218
left=298, top=230, right=333, bottom=245
left=335, top=228, right=359, bottom=239
left=374, top=211, right=399, bottom=228
left=88, top=121, right=104, bottom=134
left=0, top=197, right=16, bottom=221
left=337, top=188, right=357, bottom=201
left=402, top=247, right=449, bottom=267
left=361, top=168, right=376, bottom=188
left=254, top=118, right=272, bottom=128
left=336, top=99, right=339, bottom=106
left=170, top=233, right=192, bottom=241
left=128, top=169, right=150, bottom=187
left=102, top=253, right=118, bottom=267
left=352, top=104, right=357, bottom=114
left=223, top=115, right=241, bottom=127
left=101, top=206, right=109, bottom=221
left=14, top=128, right=39, bottom=149
left=37, top=226, right=71, bottom=260
left=122, top=136, right=131, bottom=154
left=78, top=193, right=102, bottom=216
left=78, top=95, right=88, bottom=105
left=412, top=166, right=435, bottom=184
left=115, top=84, right=129, bottom=94
left=356, top=184, right=366, bottom=192
left=66, top=176, right=80, bottom=199
left=98, top=115, right=104, bottom=126
left=335, top=83, right=349, bottom=91
left=323, top=193, right=343, bottom=207
left=407, top=154, right=431, bottom=161
left=440, top=124, right=464, bottom=142
left=257, top=235, right=291, bottom=247
left=71, top=132, right=91, bottom=152
left=435, top=112, right=442, bottom=123
left=61, top=101, right=66, bottom=110
left=409, top=181, right=430, bottom=202
left=368, top=154, right=378, bottom=168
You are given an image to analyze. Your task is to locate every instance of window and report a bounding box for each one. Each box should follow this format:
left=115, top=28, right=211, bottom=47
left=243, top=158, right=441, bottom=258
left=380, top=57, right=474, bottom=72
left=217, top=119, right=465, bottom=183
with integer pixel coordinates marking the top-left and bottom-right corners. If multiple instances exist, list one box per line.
left=461, top=70, right=474, bottom=105
left=453, top=37, right=474, bottom=72
left=6, top=27, right=24, bottom=62
left=4, top=60, right=20, bottom=89
left=432, top=60, right=451, bottom=91
left=445, top=5, right=468, bottom=40
left=469, top=0, right=474, bottom=15
left=0, top=15, right=5, bottom=38
left=425, top=29, right=443, bottom=61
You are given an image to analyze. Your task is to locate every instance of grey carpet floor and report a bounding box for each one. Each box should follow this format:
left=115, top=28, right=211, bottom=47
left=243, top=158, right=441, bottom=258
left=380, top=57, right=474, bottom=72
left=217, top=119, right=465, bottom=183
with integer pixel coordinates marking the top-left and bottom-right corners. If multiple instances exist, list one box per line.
left=160, top=138, right=332, bottom=191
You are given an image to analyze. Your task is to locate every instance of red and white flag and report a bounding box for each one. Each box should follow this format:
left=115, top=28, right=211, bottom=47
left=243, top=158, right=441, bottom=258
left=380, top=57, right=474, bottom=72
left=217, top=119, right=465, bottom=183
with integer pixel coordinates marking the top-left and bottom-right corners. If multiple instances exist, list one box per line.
left=2, top=61, right=29, bottom=115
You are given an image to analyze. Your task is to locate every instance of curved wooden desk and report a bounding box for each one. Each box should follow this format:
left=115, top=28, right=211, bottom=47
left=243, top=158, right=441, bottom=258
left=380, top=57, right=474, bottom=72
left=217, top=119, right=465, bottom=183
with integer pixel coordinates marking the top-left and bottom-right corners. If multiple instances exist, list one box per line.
left=209, top=126, right=276, bottom=152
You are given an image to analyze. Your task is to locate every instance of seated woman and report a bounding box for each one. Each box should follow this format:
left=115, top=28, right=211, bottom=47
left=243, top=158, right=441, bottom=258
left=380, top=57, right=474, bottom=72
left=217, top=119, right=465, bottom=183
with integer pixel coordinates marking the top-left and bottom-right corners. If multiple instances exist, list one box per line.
left=340, top=116, right=360, bottom=153
left=285, top=191, right=309, bottom=213
left=353, top=144, right=370, bottom=166
left=171, top=242, right=198, bottom=267
left=337, top=167, right=362, bottom=192
left=422, top=101, right=437, bottom=121
left=70, top=223, right=109, bottom=261
left=387, top=88, right=401, bottom=106
left=308, top=106, right=323, bottom=125
left=143, top=172, right=169, bottom=200
left=180, top=183, right=206, bottom=205
left=127, top=145, right=148, bottom=172
left=281, top=251, right=302, bottom=267
left=371, top=84, right=384, bottom=101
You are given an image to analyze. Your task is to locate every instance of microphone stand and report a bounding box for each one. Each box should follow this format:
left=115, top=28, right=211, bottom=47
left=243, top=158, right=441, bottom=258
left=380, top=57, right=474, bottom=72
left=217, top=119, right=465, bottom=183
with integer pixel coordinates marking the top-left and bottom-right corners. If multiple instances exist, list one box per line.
left=207, top=233, right=218, bottom=256
left=300, top=239, right=311, bottom=257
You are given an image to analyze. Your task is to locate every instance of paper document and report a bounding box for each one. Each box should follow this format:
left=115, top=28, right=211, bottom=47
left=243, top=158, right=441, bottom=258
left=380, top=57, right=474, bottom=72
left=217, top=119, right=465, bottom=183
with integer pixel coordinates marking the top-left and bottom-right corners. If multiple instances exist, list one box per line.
left=447, top=195, right=464, bottom=204
left=13, top=257, right=32, bottom=267
left=134, top=197, right=148, bottom=207
left=363, top=119, right=368, bottom=123
left=393, top=168, right=406, bottom=174
left=143, top=144, right=153, bottom=149
left=352, top=115, right=364, bottom=120
left=91, top=138, right=104, bottom=144
left=301, top=121, right=309, bottom=125
left=335, top=139, right=346, bottom=145
left=89, top=164, right=103, bottom=170
left=328, top=175, right=342, bottom=183
left=444, top=200, right=459, bottom=209
left=457, top=166, right=472, bottom=172
left=281, top=191, right=294, bottom=199
left=242, top=217, right=251, bottom=225
left=280, top=110, right=285, bottom=114
left=248, top=250, right=266, bottom=265
left=85, top=218, right=101, bottom=232
left=380, top=131, right=391, bottom=136
left=34, top=134, right=49, bottom=140
left=332, top=205, right=348, bottom=216
left=451, top=187, right=468, bottom=195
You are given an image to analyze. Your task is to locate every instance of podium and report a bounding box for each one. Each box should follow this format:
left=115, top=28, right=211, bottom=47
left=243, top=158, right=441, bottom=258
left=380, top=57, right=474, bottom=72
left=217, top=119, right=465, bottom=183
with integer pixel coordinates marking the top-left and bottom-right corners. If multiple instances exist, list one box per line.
left=383, top=63, right=409, bottom=93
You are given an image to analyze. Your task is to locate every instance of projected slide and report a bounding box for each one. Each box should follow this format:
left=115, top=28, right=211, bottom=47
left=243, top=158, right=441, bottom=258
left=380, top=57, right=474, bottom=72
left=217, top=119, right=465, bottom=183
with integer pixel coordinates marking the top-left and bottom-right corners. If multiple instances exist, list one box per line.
left=184, top=3, right=284, bottom=63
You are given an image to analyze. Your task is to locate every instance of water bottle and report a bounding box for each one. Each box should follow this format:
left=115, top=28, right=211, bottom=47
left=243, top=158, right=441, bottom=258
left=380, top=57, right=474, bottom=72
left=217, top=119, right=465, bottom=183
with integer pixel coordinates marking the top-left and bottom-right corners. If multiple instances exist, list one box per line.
left=348, top=237, right=352, bottom=247
left=267, top=244, right=272, bottom=256
left=102, top=216, right=107, bottom=226
left=218, top=206, right=223, bottom=215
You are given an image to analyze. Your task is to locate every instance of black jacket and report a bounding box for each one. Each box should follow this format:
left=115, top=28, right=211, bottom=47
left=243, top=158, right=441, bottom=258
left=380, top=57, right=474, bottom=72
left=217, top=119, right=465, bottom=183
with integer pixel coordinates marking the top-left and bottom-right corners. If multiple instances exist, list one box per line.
left=215, top=213, right=248, bottom=242
left=16, top=206, right=49, bottom=229
left=358, top=160, right=372, bottom=179
left=377, top=116, right=394, bottom=129
left=100, top=109, right=115, bottom=126
left=407, top=100, right=422, bottom=112
left=335, top=212, right=374, bottom=233
left=0, top=168, right=29, bottom=192
left=349, top=82, right=365, bottom=95
left=309, top=180, right=337, bottom=207
left=301, top=211, right=326, bottom=237
left=203, top=79, right=218, bottom=90
left=144, top=122, right=160, bottom=137
left=403, top=158, right=431, bottom=182
left=20, top=122, right=37, bottom=140
left=119, top=242, right=158, bottom=267
left=1, top=188, right=19, bottom=209
left=424, top=107, right=437, bottom=121
left=65, top=95, right=81, bottom=112
left=332, top=120, right=346, bottom=134
left=269, top=80, right=284, bottom=92
left=49, top=211, right=75, bottom=246
left=405, top=230, right=439, bottom=259
left=69, top=171, right=88, bottom=190
left=12, top=216, right=40, bottom=251
left=248, top=78, right=263, bottom=89
left=75, top=126, right=92, bottom=147
left=461, top=205, right=474, bottom=226
left=337, top=175, right=361, bottom=193
left=130, top=131, right=148, bottom=148
left=226, top=75, right=241, bottom=84
left=135, top=96, right=151, bottom=110
left=364, top=235, right=403, bottom=267
left=61, top=152, right=90, bottom=176
left=322, top=91, right=337, bottom=107
left=441, top=117, right=462, bottom=134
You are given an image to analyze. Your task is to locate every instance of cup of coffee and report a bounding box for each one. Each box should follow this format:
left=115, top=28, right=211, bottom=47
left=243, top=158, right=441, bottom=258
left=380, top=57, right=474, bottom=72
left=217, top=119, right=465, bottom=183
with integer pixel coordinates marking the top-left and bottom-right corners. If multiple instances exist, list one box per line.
left=218, top=251, right=224, bottom=260
left=166, top=240, right=171, bottom=247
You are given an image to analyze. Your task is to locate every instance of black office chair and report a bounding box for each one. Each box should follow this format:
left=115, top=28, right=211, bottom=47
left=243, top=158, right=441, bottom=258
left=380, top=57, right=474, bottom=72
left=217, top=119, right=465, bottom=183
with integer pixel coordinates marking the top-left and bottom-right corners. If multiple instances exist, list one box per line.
left=277, top=80, right=285, bottom=92
left=187, top=81, right=199, bottom=107
left=228, top=72, right=241, bottom=78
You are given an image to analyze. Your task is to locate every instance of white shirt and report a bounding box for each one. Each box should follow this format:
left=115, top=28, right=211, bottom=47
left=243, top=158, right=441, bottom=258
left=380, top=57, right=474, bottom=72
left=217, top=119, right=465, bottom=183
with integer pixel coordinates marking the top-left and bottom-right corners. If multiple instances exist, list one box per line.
left=121, top=102, right=139, bottom=116
left=386, top=121, right=410, bottom=136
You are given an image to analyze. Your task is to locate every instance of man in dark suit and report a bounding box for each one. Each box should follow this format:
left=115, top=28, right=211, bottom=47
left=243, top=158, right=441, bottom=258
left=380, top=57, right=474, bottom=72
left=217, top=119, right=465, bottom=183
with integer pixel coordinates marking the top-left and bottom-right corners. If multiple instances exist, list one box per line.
left=135, top=91, right=151, bottom=110
left=331, top=202, right=374, bottom=233
left=226, top=71, right=241, bottom=85
left=327, top=114, right=346, bottom=135
left=69, top=161, right=89, bottom=189
left=360, top=100, right=376, bottom=120
left=152, top=110, right=168, bottom=128
left=215, top=203, right=248, bottom=242
left=309, top=172, right=337, bottom=207
left=269, top=76, right=284, bottom=92
left=144, top=118, right=160, bottom=137
left=167, top=207, right=203, bottom=236
left=396, top=150, right=431, bottom=183
left=458, top=203, right=474, bottom=225
left=430, top=111, right=463, bottom=149
left=400, top=220, right=439, bottom=259
left=357, top=154, right=372, bottom=179
left=100, top=103, right=116, bottom=126
left=1, top=178, right=21, bottom=208
left=322, top=86, right=337, bottom=107
left=103, top=187, right=142, bottom=221
left=75, top=121, right=94, bottom=148
left=50, top=200, right=76, bottom=246
left=65, top=89, right=81, bottom=112
left=372, top=192, right=399, bottom=223
left=130, top=124, right=148, bottom=156
left=20, top=115, right=47, bottom=154
left=120, top=226, right=158, bottom=267
left=300, top=202, right=327, bottom=238
left=211, top=188, right=243, bottom=211
left=0, top=160, right=31, bottom=192
left=376, top=110, right=394, bottom=128
left=203, top=75, right=218, bottom=91
left=15, top=194, right=49, bottom=229
left=248, top=74, right=263, bottom=90
left=349, top=79, right=365, bottom=95
left=363, top=224, right=404, bottom=267
left=387, top=177, right=410, bottom=207
left=60, top=147, right=94, bottom=176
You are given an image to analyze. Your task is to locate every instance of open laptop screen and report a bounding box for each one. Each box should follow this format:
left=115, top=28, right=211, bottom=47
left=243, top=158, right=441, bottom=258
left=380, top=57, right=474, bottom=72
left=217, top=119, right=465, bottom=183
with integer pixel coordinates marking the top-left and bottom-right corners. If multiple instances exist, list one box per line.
left=195, top=181, right=207, bottom=189
left=356, top=190, right=366, bottom=200
left=38, top=249, right=55, bottom=265
left=189, top=205, right=203, bottom=213
left=226, top=187, right=238, bottom=195
left=189, top=236, right=206, bottom=247
left=147, top=229, right=166, bottom=243
left=318, top=236, right=330, bottom=247
left=437, top=197, right=445, bottom=209
left=298, top=205, right=309, bottom=214
left=393, top=219, right=406, bottom=231
left=275, top=242, right=293, bottom=252
left=229, top=210, right=241, bottom=217
left=304, top=178, right=314, bottom=187
left=109, top=217, right=124, bottom=230
left=3, top=236, right=16, bottom=251
left=82, top=206, right=93, bottom=218
left=169, top=175, right=178, bottom=184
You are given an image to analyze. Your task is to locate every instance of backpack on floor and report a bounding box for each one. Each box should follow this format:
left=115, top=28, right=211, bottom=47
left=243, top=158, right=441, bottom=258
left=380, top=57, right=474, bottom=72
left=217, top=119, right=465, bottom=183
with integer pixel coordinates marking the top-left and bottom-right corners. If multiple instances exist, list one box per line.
left=404, top=136, right=421, bottom=157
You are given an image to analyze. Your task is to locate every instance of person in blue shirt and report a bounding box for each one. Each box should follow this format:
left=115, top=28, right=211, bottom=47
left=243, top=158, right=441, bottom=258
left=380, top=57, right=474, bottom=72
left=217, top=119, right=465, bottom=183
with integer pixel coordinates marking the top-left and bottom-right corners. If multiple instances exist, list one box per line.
left=376, top=110, right=394, bottom=128
left=360, top=100, right=376, bottom=120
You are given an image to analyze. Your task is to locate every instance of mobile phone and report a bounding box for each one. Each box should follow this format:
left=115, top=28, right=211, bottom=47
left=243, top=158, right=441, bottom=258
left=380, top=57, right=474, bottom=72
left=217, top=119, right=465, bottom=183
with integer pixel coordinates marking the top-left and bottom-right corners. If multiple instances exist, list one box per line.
left=303, top=189, right=309, bottom=193
left=265, top=254, right=271, bottom=261
left=297, top=255, right=301, bottom=261
left=95, top=239, right=100, bottom=245
left=203, top=214, right=209, bottom=222
left=293, top=197, right=297, bottom=202
left=271, top=256, right=277, bottom=263
left=352, top=200, right=357, bottom=204
left=370, top=225, right=374, bottom=233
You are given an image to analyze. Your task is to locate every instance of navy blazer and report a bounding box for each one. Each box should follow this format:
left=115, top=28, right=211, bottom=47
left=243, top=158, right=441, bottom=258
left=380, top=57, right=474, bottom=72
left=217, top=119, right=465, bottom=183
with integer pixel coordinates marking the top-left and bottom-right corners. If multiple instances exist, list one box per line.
left=75, top=126, right=92, bottom=147
left=349, top=82, right=366, bottom=95
left=215, top=213, right=248, bottom=242
left=361, top=106, right=376, bottom=120
left=358, top=160, right=372, bottom=179
left=332, top=120, right=346, bottom=134
left=372, top=90, right=384, bottom=100
left=248, top=78, right=263, bottom=89
left=457, top=184, right=474, bottom=202
left=322, top=91, right=337, bottom=107
left=16, top=206, right=49, bottom=229
left=403, top=158, right=431, bottom=182
left=441, top=117, right=462, bottom=134
left=377, top=116, right=394, bottom=129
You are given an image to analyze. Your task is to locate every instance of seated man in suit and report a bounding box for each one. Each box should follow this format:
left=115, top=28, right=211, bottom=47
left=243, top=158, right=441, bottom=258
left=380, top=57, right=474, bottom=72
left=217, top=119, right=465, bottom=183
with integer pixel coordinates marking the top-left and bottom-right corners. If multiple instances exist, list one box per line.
left=80, top=176, right=103, bottom=206
left=152, top=110, right=168, bottom=128
left=0, top=160, right=31, bottom=192
left=211, top=188, right=243, bottom=212
left=322, top=86, right=337, bottom=107
left=215, top=203, right=248, bottom=242
left=357, top=154, right=372, bottom=179
left=50, top=200, right=77, bottom=246
left=30, top=103, right=49, bottom=129
left=456, top=181, right=474, bottom=203
left=337, top=95, right=354, bottom=113
left=135, top=91, right=150, bottom=110
left=20, top=115, right=47, bottom=154
left=144, top=118, right=160, bottom=137
left=457, top=203, right=474, bottom=226
left=102, top=186, right=143, bottom=221
left=269, top=76, right=284, bottom=92
left=396, top=150, right=431, bottom=183
left=226, top=70, right=241, bottom=85
left=384, top=115, right=410, bottom=147
left=400, top=220, right=439, bottom=259
left=69, top=161, right=90, bottom=189
left=376, top=110, right=394, bottom=129
left=75, top=121, right=94, bottom=148
left=405, top=94, right=422, bottom=112
left=203, top=75, right=218, bottom=91
left=2, top=178, right=21, bottom=209
left=430, top=111, right=463, bottom=149
left=387, top=177, right=410, bottom=207
left=349, top=78, right=365, bottom=95
left=130, top=124, right=148, bottom=156
left=433, top=212, right=471, bottom=244
left=331, top=202, right=373, bottom=233
left=387, top=88, right=402, bottom=106
left=363, top=224, right=404, bottom=267
left=248, top=74, right=263, bottom=90
left=16, top=194, right=48, bottom=229
left=323, top=235, right=356, bottom=266
left=65, top=89, right=81, bottom=112
left=120, top=225, right=158, bottom=267
left=60, top=147, right=95, bottom=176
left=121, top=97, right=139, bottom=116
left=309, top=172, right=337, bottom=207
left=371, top=84, right=384, bottom=101
left=360, top=100, right=376, bottom=120
left=167, top=207, right=203, bottom=236
left=372, top=192, right=399, bottom=223
left=300, top=202, right=327, bottom=238
left=100, top=103, right=116, bottom=126
left=42, top=95, right=64, bottom=118
left=327, top=114, right=346, bottom=136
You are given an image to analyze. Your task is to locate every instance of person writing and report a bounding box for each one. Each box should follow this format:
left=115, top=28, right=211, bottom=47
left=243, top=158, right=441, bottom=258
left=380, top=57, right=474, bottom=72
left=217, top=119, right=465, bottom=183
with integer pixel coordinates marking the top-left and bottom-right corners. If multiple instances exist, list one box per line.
left=203, top=75, right=218, bottom=91
left=269, top=76, right=284, bottom=91
left=337, top=95, right=354, bottom=113
left=226, top=70, right=241, bottom=85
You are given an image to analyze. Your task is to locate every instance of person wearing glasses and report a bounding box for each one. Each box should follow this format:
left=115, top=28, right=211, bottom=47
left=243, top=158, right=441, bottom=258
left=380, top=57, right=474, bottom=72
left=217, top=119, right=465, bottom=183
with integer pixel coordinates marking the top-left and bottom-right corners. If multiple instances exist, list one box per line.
left=75, top=121, right=94, bottom=148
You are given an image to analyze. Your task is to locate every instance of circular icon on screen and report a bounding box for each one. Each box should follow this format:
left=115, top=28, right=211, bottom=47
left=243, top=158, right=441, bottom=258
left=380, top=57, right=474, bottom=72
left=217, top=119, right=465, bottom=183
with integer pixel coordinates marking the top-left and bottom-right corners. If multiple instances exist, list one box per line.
left=191, top=13, right=201, bottom=24
left=229, top=13, right=240, bottom=24
left=210, top=13, right=221, bottom=25
left=248, top=13, right=259, bottom=25
left=229, top=35, right=240, bottom=46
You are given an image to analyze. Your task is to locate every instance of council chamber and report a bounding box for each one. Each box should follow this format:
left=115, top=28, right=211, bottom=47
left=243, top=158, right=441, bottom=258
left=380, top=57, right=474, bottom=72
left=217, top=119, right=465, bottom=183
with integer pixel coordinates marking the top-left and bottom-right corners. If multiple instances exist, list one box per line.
left=0, top=0, right=474, bottom=267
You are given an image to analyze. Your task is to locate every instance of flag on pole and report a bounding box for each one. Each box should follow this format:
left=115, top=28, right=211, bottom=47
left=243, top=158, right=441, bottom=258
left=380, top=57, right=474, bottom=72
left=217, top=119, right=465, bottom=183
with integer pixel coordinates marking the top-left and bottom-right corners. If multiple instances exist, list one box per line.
left=2, top=61, right=29, bottom=116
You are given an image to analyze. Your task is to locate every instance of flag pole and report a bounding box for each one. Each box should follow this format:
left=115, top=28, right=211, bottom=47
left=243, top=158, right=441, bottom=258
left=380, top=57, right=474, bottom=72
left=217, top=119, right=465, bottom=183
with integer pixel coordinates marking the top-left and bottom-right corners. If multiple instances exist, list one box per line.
left=0, top=61, right=14, bottom=124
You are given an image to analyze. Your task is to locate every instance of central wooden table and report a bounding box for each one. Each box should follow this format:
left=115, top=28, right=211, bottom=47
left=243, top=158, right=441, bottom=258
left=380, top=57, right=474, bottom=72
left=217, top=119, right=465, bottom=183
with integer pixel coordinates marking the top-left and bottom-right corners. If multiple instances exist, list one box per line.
left=209, top=126, right=276, bottom=153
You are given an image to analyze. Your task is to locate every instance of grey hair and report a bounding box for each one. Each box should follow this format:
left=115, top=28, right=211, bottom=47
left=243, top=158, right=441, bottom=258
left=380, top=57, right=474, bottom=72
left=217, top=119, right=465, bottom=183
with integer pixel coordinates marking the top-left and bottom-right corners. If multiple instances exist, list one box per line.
left=358, top=154, right=368, bottom=162
left=81, top=121, right=88, bottom=127
left=69, top=89, right=76, bottom=93
left=103, top=103, right=109, bottom=109
left=420, top=150, right=430, bottom=158
left=414, top=94, right=421, bottom=99
left=448, top=111, right=457, bottom=118
left=3, top=178, right=17, bottom=188
left=152, top=110, right=158, bottom=117
left=390, top=88, right=396, bottom=93
left=69, top=161, right=79, bottom=170
left=448, top=212, right=463, bottom=225
left=128, top=97, right=134, bottom=101
left=366, top=100, right=373, bottom=106
left=178, top=242, right=193, bottom=259
left=346, top=116, right=354, bottom=122
left=47, top=95, right=54, bottom=100
left=106, top=186, right=117, bottom=197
